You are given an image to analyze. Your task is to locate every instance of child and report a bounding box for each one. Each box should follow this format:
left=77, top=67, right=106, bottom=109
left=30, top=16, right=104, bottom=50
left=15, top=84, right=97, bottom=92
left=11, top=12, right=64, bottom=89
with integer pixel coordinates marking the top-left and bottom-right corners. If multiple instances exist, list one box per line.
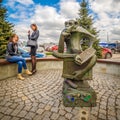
left=6, top=34, right=32, bottom=80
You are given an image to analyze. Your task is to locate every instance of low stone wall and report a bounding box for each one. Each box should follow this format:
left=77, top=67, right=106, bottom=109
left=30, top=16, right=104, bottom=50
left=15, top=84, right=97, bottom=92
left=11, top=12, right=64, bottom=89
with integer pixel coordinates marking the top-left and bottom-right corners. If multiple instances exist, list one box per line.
left=94, top=59, right=120, bottom=77
left=0, top=58, right=120, bottom=80
left=0, top=58, right=63, bottom=80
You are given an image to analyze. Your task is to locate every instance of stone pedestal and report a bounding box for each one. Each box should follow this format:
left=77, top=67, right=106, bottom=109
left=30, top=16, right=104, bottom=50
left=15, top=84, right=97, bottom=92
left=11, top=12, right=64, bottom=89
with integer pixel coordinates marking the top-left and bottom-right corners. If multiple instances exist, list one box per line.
left=63, top=80, right=96, bottom=107
left=62, top=57, right=96, bottom=107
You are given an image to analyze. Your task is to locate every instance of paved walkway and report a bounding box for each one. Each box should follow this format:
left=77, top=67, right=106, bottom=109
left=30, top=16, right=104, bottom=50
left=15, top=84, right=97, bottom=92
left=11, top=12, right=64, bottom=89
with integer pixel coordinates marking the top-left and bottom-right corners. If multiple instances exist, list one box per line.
left=0, top=70, right=120, bottom=120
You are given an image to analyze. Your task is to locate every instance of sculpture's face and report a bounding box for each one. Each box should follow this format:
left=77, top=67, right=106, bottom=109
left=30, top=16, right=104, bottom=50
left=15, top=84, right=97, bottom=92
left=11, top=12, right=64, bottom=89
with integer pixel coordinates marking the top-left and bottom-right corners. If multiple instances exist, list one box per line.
left=62, top=20, right=78, bottom=36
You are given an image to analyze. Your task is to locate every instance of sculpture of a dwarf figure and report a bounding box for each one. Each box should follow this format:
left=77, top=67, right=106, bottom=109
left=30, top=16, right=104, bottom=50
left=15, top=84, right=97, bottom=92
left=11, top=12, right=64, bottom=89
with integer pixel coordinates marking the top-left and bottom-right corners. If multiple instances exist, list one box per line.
left=53, top=20, right=97, bottom=107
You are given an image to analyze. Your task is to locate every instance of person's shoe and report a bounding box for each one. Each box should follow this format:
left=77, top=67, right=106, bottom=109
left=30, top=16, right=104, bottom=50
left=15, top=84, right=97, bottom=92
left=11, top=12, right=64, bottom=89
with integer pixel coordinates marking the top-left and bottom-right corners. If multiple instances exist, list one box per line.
left=17, top=74, right=25, bottom=80
left=32, top=69, right=37, bottom=74
left=25, top=69, right=32, bottom=75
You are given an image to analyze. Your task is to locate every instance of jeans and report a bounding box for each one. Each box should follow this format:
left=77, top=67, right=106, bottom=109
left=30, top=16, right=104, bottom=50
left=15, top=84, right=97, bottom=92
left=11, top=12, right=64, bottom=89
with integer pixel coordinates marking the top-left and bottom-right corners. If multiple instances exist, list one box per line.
left=7, top=56, right=27, bottom=73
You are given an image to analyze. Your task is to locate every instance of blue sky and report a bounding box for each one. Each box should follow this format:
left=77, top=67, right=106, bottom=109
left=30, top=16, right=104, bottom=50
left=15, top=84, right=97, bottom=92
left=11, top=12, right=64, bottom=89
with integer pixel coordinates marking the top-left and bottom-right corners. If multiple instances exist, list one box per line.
left=2, top=0, right=120, bottom=43
left=3, top=0, right=81, bottom=23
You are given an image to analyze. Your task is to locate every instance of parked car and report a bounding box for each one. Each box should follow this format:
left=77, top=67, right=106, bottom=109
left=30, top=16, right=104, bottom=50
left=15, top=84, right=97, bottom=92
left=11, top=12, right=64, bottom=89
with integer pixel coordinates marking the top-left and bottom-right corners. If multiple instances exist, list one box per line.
left=51, top=45, right=58, bottom=51
left=99, top=42, right=120, bottom=54
left=18, top=47, right=46, bottom=58
left=47, top=45, right=67, bottom=52
left=107, top=43, right=120, bottom=54
left=102, top=47, right=112, bottom=59
left=99, top=42, right=108, bottom=48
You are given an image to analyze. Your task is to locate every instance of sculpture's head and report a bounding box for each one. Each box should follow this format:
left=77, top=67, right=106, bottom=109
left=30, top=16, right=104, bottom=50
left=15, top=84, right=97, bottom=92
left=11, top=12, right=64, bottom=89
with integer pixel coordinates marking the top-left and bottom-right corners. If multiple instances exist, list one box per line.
left=61, top=20, right=79, bottom=36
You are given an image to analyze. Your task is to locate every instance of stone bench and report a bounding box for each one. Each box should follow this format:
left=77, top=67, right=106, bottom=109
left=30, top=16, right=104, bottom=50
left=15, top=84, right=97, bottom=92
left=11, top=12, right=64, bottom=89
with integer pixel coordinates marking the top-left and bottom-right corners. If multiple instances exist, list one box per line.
left=0, top=58, right=120, bottom=80
left=0, top=58, right=63, bottom=80
left=94, top=59, right=120, bottom=77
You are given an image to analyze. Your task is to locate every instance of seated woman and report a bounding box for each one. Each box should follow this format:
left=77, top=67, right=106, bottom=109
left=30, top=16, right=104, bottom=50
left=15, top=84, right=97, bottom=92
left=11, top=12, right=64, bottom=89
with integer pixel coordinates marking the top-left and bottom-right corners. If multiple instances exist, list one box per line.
left=6, top=34, right=32, bottom=80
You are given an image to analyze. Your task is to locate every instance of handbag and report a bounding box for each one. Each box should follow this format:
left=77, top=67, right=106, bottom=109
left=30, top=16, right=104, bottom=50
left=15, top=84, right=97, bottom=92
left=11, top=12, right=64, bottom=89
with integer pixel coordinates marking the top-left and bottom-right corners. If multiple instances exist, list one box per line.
left=27, top=40, right=37, bottom=47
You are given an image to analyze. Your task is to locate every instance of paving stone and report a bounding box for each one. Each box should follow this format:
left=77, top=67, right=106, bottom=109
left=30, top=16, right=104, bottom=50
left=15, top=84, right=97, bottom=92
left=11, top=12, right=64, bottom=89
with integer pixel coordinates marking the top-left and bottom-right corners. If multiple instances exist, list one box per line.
left=108, top=109, right=116, bottom=116
left=90, top=114, right=97, bottom=120
left=33, top=114, right=42, bottom=120
left=10, top=103, right=18, bottom=109
left=25, top=111, right=36, bottom=120
left=0, top=106, right=8, bottom=113
left=36, top=108, right=45, bottom=115
left=51, top=107, right=59, bottom=113
left=11, top=117, right=20, bottom=120
left=22, top=96, right=28, bottom=101
left=50, top=113, right=59, bottom=120
left=99, top=109, right=106, bottom=115
left=38, top=103, right=46, bottom=109
left=0, top=113, right=4, bottom=119
left=23, top=105, right=32, bottom=111
left=108, top=115, right=117, bottom=120
left=42, top=111, right=52, bottom=118
left=30, top=106, right=38, bottom=112
left=17, top=110, right=28, bottom=118
left=59, top=109, right=66, bottom=116
left=65, top=113, right=73, bottom=119
left=42, top=116, right=51, bottom=120
left=11, top=109, right=21, bottom=116
left=4, top=108, right=13, bottom=115
left=58, top=116, right=68, bottom=120
left=117, top=109, right=120, bottom=120
left=98, top=113, right=106, bottom=120
left=0, top=70, right=119, bottom=120
left=44, top=105, right=52, bottom=111
left=1, top=115, right=11, bottom=120
left=64, top=107, right=73, bottom=113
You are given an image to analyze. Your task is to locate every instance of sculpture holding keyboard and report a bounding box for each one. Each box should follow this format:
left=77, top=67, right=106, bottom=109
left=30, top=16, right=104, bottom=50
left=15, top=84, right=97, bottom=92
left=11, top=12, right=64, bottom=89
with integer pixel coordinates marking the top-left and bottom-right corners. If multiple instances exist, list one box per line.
left=53, top=20, right=97, bottom=107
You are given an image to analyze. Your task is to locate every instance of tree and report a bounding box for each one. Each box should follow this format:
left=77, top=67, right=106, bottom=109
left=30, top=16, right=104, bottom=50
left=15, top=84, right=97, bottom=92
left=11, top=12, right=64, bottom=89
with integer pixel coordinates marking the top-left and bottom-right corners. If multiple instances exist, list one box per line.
left=0, top=0, right=14, bottom=58
left=77, top=0, right=102, bottom=58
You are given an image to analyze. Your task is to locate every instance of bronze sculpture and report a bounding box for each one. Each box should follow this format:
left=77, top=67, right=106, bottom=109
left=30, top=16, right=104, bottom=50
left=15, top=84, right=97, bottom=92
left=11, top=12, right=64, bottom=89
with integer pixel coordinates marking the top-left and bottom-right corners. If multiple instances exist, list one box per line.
left=53, top=20, right=97, bottom=107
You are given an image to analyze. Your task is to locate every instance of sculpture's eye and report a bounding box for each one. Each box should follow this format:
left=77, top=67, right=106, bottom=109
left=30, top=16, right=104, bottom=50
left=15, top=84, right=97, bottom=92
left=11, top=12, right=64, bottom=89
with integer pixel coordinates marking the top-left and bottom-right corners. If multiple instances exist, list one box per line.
left=75, top=21, right=78, bottom=25
left=69, top=22, right=73, bottom=26
left=65, top=22, right=69, bottom=27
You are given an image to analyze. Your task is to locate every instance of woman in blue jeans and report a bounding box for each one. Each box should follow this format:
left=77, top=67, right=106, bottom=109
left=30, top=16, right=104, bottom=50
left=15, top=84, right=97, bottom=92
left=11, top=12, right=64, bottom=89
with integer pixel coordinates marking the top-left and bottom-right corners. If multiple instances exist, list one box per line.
left=6, top=34, right=32, bottom=80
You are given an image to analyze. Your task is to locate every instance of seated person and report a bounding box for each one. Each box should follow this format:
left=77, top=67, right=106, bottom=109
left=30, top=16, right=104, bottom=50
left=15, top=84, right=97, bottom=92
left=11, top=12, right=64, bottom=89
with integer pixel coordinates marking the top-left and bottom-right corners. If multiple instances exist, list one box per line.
left=6, top=34, right=32, bottom=80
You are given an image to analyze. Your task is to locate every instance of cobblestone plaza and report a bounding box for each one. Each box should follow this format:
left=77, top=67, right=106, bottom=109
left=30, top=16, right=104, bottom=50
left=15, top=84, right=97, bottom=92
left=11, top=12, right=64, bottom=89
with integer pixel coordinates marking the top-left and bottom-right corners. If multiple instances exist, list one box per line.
left=0, top=70, right=120, bottom=120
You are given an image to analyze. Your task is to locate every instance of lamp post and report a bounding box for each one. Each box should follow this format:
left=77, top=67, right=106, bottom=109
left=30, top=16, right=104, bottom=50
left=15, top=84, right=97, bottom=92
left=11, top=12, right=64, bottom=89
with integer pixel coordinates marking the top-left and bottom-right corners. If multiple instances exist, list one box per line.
left=107, top=32, right=109, bottom=43
left=100, top=30, right=110, bottom=43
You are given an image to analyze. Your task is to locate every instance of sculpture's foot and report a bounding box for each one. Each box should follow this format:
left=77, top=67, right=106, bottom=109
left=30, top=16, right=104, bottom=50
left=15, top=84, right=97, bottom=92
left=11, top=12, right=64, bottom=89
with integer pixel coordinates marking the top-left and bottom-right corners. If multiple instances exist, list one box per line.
left=65, top=79, right=78, bottom=89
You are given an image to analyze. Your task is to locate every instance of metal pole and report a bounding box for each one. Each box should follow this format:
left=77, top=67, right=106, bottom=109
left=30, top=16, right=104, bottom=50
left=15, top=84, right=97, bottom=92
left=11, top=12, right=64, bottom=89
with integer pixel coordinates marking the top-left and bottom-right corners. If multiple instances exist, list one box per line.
left=107, top=32, right=109, bottom=43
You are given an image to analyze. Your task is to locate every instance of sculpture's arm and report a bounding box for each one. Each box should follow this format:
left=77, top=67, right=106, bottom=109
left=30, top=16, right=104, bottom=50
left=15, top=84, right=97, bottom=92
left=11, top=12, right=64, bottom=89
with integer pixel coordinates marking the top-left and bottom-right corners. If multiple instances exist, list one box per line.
left=53, top=51, right=76, bottom=59
left=72, top=55, right=97, bottom=80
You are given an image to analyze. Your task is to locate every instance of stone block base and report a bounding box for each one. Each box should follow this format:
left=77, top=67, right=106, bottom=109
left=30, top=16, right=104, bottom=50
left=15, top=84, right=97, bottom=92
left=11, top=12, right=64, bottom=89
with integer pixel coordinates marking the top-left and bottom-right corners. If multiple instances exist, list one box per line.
left=63, top=80, right=96, bottom=107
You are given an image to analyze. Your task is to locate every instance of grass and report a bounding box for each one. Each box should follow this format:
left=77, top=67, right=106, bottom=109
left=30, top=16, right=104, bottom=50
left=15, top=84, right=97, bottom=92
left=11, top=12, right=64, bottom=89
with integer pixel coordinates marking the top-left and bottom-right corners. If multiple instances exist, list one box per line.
left=45, top=52, right=53, bottom=55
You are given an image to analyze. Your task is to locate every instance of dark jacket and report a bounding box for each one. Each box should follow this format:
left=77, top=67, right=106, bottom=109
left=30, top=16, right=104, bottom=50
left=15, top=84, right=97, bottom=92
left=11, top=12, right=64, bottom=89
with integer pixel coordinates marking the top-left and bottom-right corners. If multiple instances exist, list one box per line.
left=6, top=42, right=19, bottom=57
left=28, top=30, right=39, bottom=41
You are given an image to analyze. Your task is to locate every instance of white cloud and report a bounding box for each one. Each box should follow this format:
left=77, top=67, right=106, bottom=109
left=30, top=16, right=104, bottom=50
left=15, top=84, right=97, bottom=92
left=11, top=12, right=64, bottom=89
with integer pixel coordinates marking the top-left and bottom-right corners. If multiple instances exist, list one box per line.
left=15, top=0, right=34, bottom=5
left=6, top=0, right=120, bottom=43
left=14, top=24, right=29, bottom=40
left=90, top=0, right=120, bottom=42
left=60, top=0, right=79, bottom=19
left=13, top=0, right=80, bottom=43
left=6, top=0, right=34, bottom=7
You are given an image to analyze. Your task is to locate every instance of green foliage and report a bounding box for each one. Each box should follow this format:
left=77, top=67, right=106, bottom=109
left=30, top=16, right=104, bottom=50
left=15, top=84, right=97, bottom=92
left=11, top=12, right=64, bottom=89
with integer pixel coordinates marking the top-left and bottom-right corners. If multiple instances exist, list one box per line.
left=46, top=52, right=53, bottom=55
left=0, top=0, right=14, bottom=57
left=77, top=0, right=102, bottom=58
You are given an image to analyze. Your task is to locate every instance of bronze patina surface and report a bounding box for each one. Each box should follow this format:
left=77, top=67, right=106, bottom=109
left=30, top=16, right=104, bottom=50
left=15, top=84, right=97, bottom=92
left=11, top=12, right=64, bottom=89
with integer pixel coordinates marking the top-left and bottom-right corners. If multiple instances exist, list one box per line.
left=53, top=20, right=97, bottom=107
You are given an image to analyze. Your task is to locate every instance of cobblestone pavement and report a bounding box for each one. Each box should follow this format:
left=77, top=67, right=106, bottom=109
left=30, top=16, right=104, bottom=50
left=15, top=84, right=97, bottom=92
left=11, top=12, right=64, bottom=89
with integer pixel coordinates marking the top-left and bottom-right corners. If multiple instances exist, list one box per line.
left=0, top=70, right=120, bottom=120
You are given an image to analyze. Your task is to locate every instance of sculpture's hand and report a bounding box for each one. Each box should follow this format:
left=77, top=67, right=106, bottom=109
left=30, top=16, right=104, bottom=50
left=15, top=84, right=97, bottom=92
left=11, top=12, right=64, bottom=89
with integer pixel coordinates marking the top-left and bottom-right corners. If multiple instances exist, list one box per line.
left=72, top=71, right=83, bottom=80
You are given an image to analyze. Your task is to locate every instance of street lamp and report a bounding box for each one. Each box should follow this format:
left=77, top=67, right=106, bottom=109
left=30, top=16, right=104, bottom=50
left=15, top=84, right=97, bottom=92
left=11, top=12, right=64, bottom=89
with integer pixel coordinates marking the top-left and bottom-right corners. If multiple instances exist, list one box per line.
left=107, top=32, right=109, bottom=43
